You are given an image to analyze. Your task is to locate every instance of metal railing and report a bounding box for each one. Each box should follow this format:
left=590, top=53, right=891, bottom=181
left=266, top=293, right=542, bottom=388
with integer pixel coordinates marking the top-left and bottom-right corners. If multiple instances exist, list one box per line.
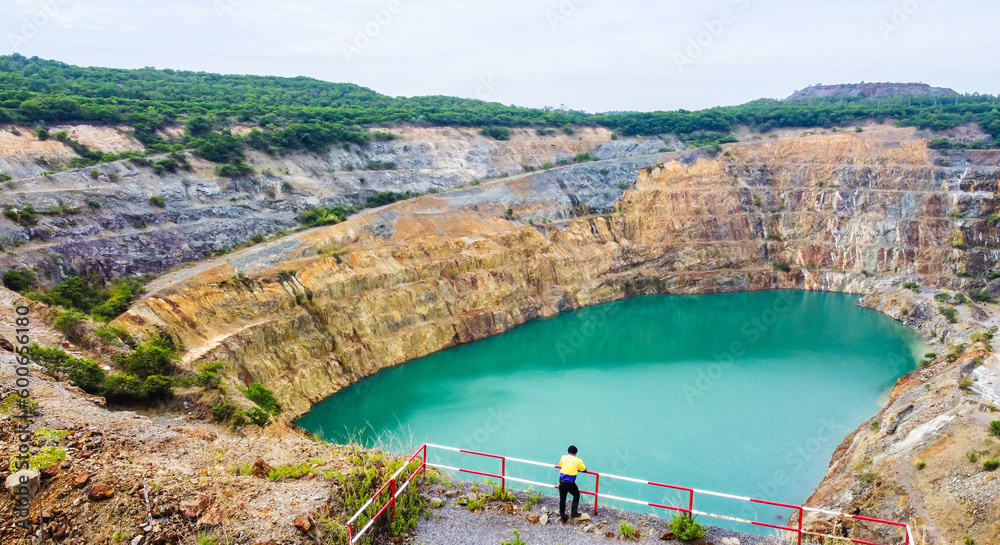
left=346, top=443, right=913, bottom=545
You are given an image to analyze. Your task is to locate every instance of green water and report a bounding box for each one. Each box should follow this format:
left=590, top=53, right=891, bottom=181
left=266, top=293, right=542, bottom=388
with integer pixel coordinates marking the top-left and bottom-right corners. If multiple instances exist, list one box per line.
left=297, top=291, right=926, bottom=529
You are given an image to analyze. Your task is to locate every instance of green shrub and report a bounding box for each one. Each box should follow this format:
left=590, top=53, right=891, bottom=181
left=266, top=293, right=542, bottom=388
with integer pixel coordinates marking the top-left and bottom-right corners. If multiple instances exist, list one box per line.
left=969, top=290, right=997, bottom=304
left=3, top=267, right=36, bottom=292
left=103, top=373, right=143, bottom=401
left=984, top=459, right=1000, bottom=471
left=939, top=306, right=958, bottom=323
left=216, top=161, right=253, bottom=178
left=52, top=308, right=87, bottom=342
left=916, top=461, right=926, bottom=470
left=5, top=203, right=37, bottom=226
left=141, top=375, right=174, bottom=397
left=619, top=521, right=639, bottom=539
left=148, top=195, right=166, bottom=207
left=94, top=324, right=131, bottom=346
left=990, top=420, right=1000, bottom=437
left=121, top=344, right=176, bottom=378
left=501, top=529, right=527, bottom=545
left=0, top=393, right=38, bottom=414
left=773, top=262, right=792, bottom=272
left=211, top=401, right=235, bottom=422
left=366, top=191, right=411, bottom=208
left=66, top=358, right=106, bottom=392
left=267, top=461, right=315, bottom=481
left=934, top=293, right=952, bottom=303
left=186, top=361, right=224, bottom=387
left=300, top=206, right=352, bottom=227
left=153, top=158, right=179, bottom=175
left=902, top=282, right=920, bottom=292
left=928, top=137, right=953, bottom=149
left=244, top=382, right=280, bottom=414
left=953, top=293, right=968, bottom=305
left=0, top=173, right=11, bottom=182
left=668, top=514, right=708, bottom=541
left=27, top=446, right=66, bottom=470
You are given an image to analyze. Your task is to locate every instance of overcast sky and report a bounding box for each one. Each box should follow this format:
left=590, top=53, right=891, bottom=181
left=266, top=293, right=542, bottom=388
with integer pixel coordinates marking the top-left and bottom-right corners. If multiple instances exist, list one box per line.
left=1, top=0, right=997, bottom=112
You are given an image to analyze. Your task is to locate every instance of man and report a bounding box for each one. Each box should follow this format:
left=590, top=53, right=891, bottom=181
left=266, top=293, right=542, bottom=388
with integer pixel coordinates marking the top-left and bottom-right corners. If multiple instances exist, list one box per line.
left=557, top=445, right=586, bottom=523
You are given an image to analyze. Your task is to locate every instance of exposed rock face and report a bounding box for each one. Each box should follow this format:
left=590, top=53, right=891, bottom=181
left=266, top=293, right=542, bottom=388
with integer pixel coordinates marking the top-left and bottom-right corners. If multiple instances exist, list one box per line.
left=103, top=128, right=999, bottom=542
left=117, top=128, right=999, bottom=416
left=787, top=83, right=959, bottom=100
left=0, top=124, right=666, bottom=282
left=805, top=286, right=1000, bottom=545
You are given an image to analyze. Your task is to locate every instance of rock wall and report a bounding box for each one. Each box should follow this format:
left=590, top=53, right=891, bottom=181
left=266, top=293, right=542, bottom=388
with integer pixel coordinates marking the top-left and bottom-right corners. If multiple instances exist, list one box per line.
left=116, top=128, right=1000, bottom=416
left=103, top=128, right=1000, bottom=543
left=0, top=124, right=666, bottom=282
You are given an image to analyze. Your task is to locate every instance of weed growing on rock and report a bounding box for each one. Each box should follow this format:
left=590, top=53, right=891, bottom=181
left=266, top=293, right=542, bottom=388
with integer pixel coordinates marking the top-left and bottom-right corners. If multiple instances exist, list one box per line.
left=983, top=459, right=999, bottom=471
left=619, top=521, right=639, bottom=539
left=668, top=515, right=707, bottom=541
left=501, top=529, right=527, bottom=545
left=939, top=306, right=958, bottom=324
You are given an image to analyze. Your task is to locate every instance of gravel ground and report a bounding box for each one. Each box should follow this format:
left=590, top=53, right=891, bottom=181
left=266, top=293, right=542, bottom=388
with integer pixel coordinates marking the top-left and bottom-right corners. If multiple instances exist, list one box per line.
left=413, top=481, right=789, bottom=545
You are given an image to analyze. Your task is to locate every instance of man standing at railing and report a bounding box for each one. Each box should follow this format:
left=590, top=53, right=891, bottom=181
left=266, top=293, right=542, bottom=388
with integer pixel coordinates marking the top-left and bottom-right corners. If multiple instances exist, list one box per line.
left=558, top=445, right=586, bottom=523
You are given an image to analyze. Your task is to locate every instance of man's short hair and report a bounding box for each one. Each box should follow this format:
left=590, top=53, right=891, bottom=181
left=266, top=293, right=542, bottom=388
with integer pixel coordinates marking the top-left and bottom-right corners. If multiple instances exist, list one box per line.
left=568, top=445, right=578, bottom=454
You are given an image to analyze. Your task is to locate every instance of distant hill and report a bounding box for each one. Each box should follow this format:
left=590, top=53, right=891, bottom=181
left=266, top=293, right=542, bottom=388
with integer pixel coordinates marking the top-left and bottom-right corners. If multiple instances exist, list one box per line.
left=787, top=83, right=960, bottom=101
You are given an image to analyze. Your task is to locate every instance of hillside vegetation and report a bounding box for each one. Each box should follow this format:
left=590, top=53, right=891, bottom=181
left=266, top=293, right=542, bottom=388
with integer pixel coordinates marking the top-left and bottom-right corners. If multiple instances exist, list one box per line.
left=2, top=54, right=1000, bottom=166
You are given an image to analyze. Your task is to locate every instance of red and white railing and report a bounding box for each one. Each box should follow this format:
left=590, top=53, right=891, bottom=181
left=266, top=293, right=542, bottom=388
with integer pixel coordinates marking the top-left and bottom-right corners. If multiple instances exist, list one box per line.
left=346, top=443, right=914, bottom=545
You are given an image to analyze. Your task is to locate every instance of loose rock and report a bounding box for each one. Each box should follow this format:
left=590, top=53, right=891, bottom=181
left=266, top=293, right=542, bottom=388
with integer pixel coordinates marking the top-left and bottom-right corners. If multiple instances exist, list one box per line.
left=88, top=483, right=115, bottom=501
left=5, top=469, right=40, bottom=500
left=293, top=514, right=312, bottom=533
left=179, top=496, right=212, bottom=519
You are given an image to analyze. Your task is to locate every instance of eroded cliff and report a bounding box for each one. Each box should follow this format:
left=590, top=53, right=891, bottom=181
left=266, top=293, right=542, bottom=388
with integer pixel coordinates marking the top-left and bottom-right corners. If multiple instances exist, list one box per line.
left=114, top=128, right=997, bottom=411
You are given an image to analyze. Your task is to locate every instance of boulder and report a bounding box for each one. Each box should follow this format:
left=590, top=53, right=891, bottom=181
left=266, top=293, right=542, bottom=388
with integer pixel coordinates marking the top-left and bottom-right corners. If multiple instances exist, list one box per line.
left=88, top=483, right=115, bottom=501
left=180, top=496, right=212, bottom=519
left=196, top=507, right=222, bottom=529
left=5, top=469, right=41, bottom=500
left=429, top=497, right=444, bottom=508
left=293, top=514, right=312, bottom=533
left=660, top=531, right=675, bottom=541
left=572, top=512, right=591, bottom=523
left=527, top=513, right=540, bottom=524
left=251, top=458, right=271, bottom=479
left=539, top=513, right=549, bottom=525
left=74, top=472, right=90, bottom=488
left=40, top=463, right=60, bottom=479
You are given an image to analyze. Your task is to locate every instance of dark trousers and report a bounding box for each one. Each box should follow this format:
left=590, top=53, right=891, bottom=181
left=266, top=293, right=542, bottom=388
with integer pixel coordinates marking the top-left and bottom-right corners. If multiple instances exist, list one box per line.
left=558, top=480, right=580, bottom=519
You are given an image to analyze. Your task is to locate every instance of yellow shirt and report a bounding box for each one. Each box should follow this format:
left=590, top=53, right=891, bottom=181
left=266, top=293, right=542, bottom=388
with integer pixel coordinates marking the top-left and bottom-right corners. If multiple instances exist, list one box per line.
left=559, top=454, right=586, bottom=481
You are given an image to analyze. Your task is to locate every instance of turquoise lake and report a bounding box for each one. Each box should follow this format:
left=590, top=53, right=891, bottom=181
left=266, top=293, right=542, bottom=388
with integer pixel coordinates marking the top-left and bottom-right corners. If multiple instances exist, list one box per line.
left=297, top=290, right=927, bottom=530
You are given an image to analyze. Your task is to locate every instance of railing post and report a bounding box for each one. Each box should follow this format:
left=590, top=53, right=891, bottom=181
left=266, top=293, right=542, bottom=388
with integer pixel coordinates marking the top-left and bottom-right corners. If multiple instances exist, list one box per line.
left=390, top=479, right=397, bottom=519
left=422, top=444, right=428, bottom=472
left=348, top=522, right=353, bottom=544
left=501, top=457, right=506, bottom=491
left=593, top=473, right=600, bottom=515
left=688, top=490, right=694, bottom=520
left=797, top=507, right=802, bottom=545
